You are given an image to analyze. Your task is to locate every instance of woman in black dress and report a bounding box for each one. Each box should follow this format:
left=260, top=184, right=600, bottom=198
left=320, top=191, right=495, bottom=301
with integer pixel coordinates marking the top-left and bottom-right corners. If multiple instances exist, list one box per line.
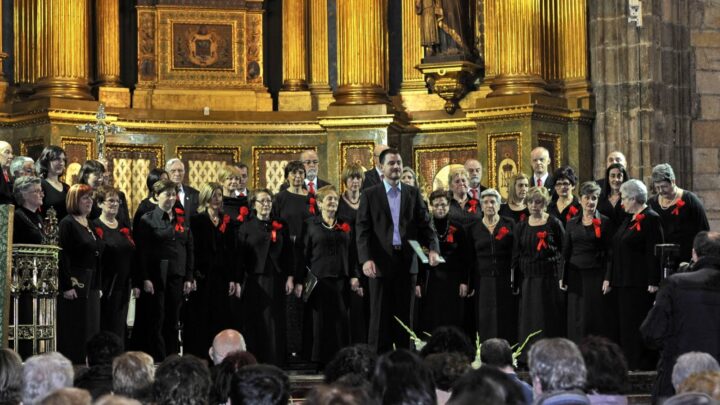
left=547, top=166, right=581, bottom=227
left=57, top=184, right=104, bottom=363
left=186, top=182, right=239, bottom=357
left=219, top=164, right=250, bottom=221
left=78, top=160, right=131, bottom=228
left=132, top=179, right=195, bottom=361
left=236, top=189, right=294, bottom=366
left=417, top=190, right=470, bottom=334
left=499, top=173, right=530, bottom=224
left=295, top=185, right=360, bottom=365
left=648, top=163, right=709, bottom=264
left=597, top=163, right=628, bottom=228
left=92, top=185, right=134, bottom=341
left=560, top=181, right=614, bottom=343
left=468, top=188, right=517, bottom=342
left=132, top=168, right=168, bottom=230
left=448, top=167, right=482, bottom=225
left=37, top=146, right=69, bottom=221
left=513, top=186, right=565, bottom=344
left=12, top=176, right=45, bottom=244
left=610, top=179, right=664, bottom=370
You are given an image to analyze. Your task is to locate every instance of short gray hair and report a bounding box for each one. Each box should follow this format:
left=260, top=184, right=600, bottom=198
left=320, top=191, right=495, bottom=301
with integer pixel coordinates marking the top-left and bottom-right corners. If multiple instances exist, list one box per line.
left=480, top=188, right=502, bottom=203
left=619, top=179, right=648, bottom=205
left=113, top=351, right=155, bottom=399
left=651, top=163, right=676, bottom=184
left=13, top=175, right=41, bottom=206
left=10, top=156, right=33, bottom=177
left=579, top=181, right=601, bottom=197
left=529, top=338, right=587, bottom=393
left=165, top=158, right=184, bottom=171
left=671, top=352, right=720, bottom=391
left=23, top=352, right=74, bottom=405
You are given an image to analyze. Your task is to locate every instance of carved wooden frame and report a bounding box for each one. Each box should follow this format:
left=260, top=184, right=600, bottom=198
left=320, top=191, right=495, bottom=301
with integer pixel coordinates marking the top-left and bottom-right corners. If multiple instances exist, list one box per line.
left=251, top=145, right=313, bottom=189
left=487, top=132, right=522, bottom=191
left=413, top=143, right=478, bottom=196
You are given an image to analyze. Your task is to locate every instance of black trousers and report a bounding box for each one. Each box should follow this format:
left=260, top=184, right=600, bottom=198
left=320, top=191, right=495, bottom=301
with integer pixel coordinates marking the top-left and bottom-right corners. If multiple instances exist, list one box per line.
left=134, top=275, right=184, bottom=362
left=367, top=252, right=416, bottom=353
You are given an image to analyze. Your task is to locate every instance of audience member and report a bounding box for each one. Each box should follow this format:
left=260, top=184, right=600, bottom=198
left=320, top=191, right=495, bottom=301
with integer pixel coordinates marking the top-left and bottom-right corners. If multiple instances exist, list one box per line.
left=662, top=392, right=715, bottom=405
left=677, top=371, right=720, bottom=401
left=305, top=383, right=378, bottom=405
left=209, top=329, right=247, bottom=366
left=419, top=326, right=475, bottom=361
left=371, top=349, right=437, bottom=405
left=153, top=355, right=211, bottom=405
left=10, top=156, right=34, bottom=179
left=672, top=352, right=720, bottom=393
left=39, top=388, right=91, bottom=405
left=424, top=352, right=471, bottom=405
left=447, top=366, right=526, bottom=405
left=480, top=338, right=533, bottom=405
left=23, top=352, right=74, bottom=405
left=74, top=331, right=124, bottom=399
left=0, top=349, right=23, bottom=405
left=578, top=336, right=629, bottom=405
left=324, top=344, right=377, bottom=384
left=94, top=394, right=142, bottom=405
left=210, top=351, right=257, bottom=405
left=229, top=365, right=290, bottom=405
left=112, top=351, right=155, bottom=402
left=528, top=338, right=591, bottom=405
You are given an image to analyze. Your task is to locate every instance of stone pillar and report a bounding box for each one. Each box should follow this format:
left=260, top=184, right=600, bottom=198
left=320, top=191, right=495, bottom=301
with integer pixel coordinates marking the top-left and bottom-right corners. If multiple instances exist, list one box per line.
left=332, top=0, right=390, bottom=105
left=279, top=0, right=311, bottom=111
left=96, top=0, right=131, bottom=107
left=485, top=0, right=548, bottom=97
left=13, top=0, right=41, bottom=99
left=308, top=0, right=333, bottom=111
left=32, top=0, right=93, bottom=100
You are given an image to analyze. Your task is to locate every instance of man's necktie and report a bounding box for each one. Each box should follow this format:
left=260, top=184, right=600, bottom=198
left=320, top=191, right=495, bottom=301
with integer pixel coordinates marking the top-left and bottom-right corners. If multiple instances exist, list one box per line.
left=537, top=178, right=542, bottom=187
left=471, top=189, right=478, bottom=200
left=308, top=181, right=315, bottom=194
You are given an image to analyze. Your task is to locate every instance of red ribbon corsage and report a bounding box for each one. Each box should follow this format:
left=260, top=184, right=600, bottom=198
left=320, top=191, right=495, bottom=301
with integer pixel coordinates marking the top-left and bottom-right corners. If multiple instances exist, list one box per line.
left=271, top=220, right=283, bottom=242
left=95, top=227, right=104, bottom=239
left=519, top=212, right=527, bottom=222
left=592, top=218, right=601, bottom=238
left=671, top=199, right=685, bottom=216
left=467, top=199, right=478, bottom=214
left=495, top=226, right=510, bottom=241
left=335, top=222, right=351, bottom=233
left=536, top=231, right=548, bottom=251
left=119, top=227, right=135, bottom=246
left=566, top=205, right=579, bottom=222
left=446, top=225, right=458, bottom=243
left=174, top=207, right=185, bottom=232
left=219, top=214, right=230, bottom=233
left=237, top=206, right=249, bottom=222
left=309, top=197, right=317, bottom=215
left=629, top=213, right=645, bottom=232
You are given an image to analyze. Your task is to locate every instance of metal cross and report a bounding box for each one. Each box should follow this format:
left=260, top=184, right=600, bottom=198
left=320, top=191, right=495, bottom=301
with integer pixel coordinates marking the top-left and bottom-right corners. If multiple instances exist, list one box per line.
left=76, top=104, right=125, bottom=160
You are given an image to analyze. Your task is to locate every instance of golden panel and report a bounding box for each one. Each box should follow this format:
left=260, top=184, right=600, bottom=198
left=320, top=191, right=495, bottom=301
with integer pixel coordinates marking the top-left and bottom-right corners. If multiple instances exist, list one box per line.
left=172, top=23, right=234, bottom=70
left=488, top=133, right=522, bottom=200
left=413, top=144, right=477, bottom=198
left=187, top=161, right=228, bottom=190
left=176, top=146, right=240, bottom=162
left=176, top=146, right=239, bottom=189
left=537, top=132, right=562, bottom=173
left=137, top=8, right=156, bottom=83
left=252, top=146, right=310, bottom=192
left=245, top=13, right=263, bottom=84
left=339, top=141, right=374, bottom=179
left=105, top=143, right=165, bottom=215
left=20, top=138, right=45, bottom=159
left=61, top=137, right=94, bottom=185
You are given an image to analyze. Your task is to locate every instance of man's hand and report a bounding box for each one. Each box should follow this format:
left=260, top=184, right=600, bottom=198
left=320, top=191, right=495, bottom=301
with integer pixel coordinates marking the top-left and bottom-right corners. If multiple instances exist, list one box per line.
left=285, top=277, right=295, bottom=295
left=602, top=280, right=611, bottom=295
left=294, top=284, right=303, bottom=298
left=183, top=281, right=194, bottom=295
left=143, top=280, right=154, bottom=295
left=428, top=250, right=440, bottom=267
left=363, top=260, right=377, bottom=278
left=63, top=289, right=77, bottom=300
left=648, top=285, right=659, bottom=293
left=132, top=288, right=141, bottom=298
left=459, top=283, right=468, bottom=298
left=228, top=282, right=236, bottom=296
left=234, top=282, right=242, bottom=298
left=415, top=285, right=422, bottom=298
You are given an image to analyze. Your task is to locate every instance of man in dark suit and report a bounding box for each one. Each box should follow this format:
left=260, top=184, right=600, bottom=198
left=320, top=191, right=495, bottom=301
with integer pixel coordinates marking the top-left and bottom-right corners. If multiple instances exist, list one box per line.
left=279, top=149, right=329, bottom=193
left=362, top=144, right=389, bottom=190
left=356, top=148, right=440, bottom=353
left=166, top=158, right=199, bottom=216
left=530, top=147, right=555, bottom=191
left=464, top=158, right=487, bottom=199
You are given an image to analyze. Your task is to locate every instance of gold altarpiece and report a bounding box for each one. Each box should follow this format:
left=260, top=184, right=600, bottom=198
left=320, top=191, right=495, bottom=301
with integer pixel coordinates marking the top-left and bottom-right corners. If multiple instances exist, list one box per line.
left=0, top=0, right=593, bottom=215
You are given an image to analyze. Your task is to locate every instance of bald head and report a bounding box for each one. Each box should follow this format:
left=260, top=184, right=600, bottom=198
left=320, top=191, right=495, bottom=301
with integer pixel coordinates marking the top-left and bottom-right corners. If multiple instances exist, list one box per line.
left=464, top=159, right=482, bottom=188
left=530, top=147, right=551, bottom=176
left=209, top=329, right=246, bottom=365
left=606, top=151, right=626, bottom=168
left=373, top=144, right=390, bottom=169
left=0, top=141, right=13, bottom=169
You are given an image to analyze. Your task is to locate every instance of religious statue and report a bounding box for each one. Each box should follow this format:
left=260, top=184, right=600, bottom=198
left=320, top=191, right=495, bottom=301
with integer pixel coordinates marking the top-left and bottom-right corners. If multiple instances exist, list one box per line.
left=416, top=0, right=474, bottom=60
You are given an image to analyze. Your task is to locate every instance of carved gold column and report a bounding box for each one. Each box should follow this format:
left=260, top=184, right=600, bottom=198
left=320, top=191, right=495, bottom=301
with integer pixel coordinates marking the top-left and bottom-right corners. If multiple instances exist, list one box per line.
left=486, top=0, right=548, bottom=97
left=96, top=0, right=121, bottom=86
left=0, top=1, right=8, bottom=101
left=400, top=0, right=424, bottom=90
left=282, top=0, right=308, bottom=90
left=542, top=0, right=590, bottom=98
left=13, top=0, right=41, bottom=98
left=333, top=0, right=389, bottom=105
left=308, top=0, right=333, bottom=110
left=32, top=0, right=92, bottom=100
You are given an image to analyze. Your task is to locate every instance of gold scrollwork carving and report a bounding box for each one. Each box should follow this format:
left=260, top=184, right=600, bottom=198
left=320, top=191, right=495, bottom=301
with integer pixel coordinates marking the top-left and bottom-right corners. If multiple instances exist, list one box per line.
left=176, top=146, right=240, bottom=162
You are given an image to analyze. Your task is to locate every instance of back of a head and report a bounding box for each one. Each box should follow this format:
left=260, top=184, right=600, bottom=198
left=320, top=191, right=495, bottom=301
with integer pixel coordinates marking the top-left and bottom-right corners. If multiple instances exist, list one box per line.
left=424, top=352, right=471, bottom=392
left=304, top=383, right=378, bottom=405
left=672, top=352, right=720, bottom=391
left=23, top=352, right=74, bottom=405
left=480, top=338, right=514, bottom=369
left=94, top=394, right=142, bottom=405
left=678, top=371, right=720, bottom=400
left=578, top=336, right=628, bottom=394
left=229, top=364, right=290, bottom=405
left=112, top=352, right=155, bottom=400
left=153, top=355, right=211, bottom=405
left=528, top=338, right=587, bottom=393
left=372, top=349, right=436, bottom=405
left=663, top=392, right=716, bottom=405
left=448, top=366, right=525, bottom=405
left=86, top=331, right=124, bottom=366
left=39, top=388, right=91, bottom=405
left=324, top=344, right=377, bottom=384
left=419, top=326, right=475, bottom=361
left=210, top=351, right=258, bottom=405
left=693, top=231, right=720, bottom=258
left=0, top=348, right=23, bottom=405
left=211, top=329, right=247, bottom=365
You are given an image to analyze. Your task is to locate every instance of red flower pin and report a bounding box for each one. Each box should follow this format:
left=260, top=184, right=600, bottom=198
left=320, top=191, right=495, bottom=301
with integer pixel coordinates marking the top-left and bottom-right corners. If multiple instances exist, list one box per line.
left=309, top=197, right=317, bottom=215
left=219, top=214, right=230, bottom=233
left=672, top=199, right=685, bottom=216
left=519, top=213, right=527, bottom=222
left=446, top=225, right=458, bottom=243
left=629, top=213, right=645, bottom=232
left=335, top=222, right=351, bottom=233
left=174, top=207, right=185, bottom=232
left=119, top=227, right=135, bottom=246
left=566, top=205, right=579, bottom=222
left=95, top=227, right=104, bottom=239
left=271, top=220, right=283, bottom=242
left=467, top=199, right=478, bottom=214
left=237, top=206, right=249, bottom=222
left=495, top=226, right=510, bottom=240
left=592, top=218, right=602, bottom=238
left=536, top=231, right=548, bottom=251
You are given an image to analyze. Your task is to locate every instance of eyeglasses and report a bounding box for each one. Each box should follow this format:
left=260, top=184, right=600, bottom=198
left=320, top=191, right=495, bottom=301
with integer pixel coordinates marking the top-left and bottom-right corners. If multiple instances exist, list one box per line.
left=105, top=199, right=120, bottom=205
left=255, top=199, right=272, bottom=205
left=555, top=181, right=572, bottom=187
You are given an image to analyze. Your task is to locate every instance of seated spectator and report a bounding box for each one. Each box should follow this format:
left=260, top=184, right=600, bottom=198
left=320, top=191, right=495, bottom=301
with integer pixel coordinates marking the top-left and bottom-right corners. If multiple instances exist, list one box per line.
left=0, top=349, right=23, bottom=405
left=95, top=394, right=143, bottom=405
left=324, top=344, right=377, bottom=384
left=672, top=352, right=720, bottom=394
left=419, top=326, right=475, bottom=361
left=678, top=371, right=720, bottom=400
left=40, top=388, right=91, bottom=405
left=578, top=336, right=629, bottom=405
left=528, top=338, right=591, bottom=405
left=112, top=351, right=155, bottom=402
left=480, top=338, right=533, bottom=405
left=23, top=352, right=74, bottom=405
left=372, top=349, right=436, bottom=405
left=210, top=351, right=257, bottom=405
left=663, top=392, right=715, bottom=405
left=424, top=352, right=471, bottom=405
left=447, top=366, right=526, bottom=405
left=75, top=331, right=124, bottom=399
left=209, top=330, right=247, bottom=366
left=304, top=383, right=378, bottom=405
left=229, top=365, right=289, bottom=405
left=153, top=355, right=211, bottom=405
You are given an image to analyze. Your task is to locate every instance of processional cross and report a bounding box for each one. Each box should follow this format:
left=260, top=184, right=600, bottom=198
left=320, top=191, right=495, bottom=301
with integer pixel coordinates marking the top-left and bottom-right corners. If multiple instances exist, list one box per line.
left=76, top=104, right=125, bottom=160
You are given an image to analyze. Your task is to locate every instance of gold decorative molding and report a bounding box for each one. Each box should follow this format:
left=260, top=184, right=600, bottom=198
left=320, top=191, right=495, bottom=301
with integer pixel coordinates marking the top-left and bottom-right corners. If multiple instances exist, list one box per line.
left=537, top=132, right=562, bottom=168
left=176, top=145, right=240, bottom=162
left=251, top=145, right=311, bottom=190
left=60, top=137, right=95, bottom=162
left=20, top=138, right=46, bottom=156
left=413, top=143, right=477, bottom=197
left=487, top=133, right=522, bottom=196
left=106, top=143, right=164, bottom=167
left=339, top=141, right=374, bottom=179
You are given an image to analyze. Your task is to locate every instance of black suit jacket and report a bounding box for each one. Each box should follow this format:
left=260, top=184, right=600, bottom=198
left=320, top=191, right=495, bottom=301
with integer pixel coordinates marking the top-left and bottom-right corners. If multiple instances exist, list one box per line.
left=362, top=168, right=382, bottom=190
left=236, top=216, right=293, bottom=280
left=356, top=183, right=439, bottom=277
left=279, top=178, right=330, bottom=192
left=296, top=216, right=359, bottom=282
left=175, top=184, right=200, bottom=217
